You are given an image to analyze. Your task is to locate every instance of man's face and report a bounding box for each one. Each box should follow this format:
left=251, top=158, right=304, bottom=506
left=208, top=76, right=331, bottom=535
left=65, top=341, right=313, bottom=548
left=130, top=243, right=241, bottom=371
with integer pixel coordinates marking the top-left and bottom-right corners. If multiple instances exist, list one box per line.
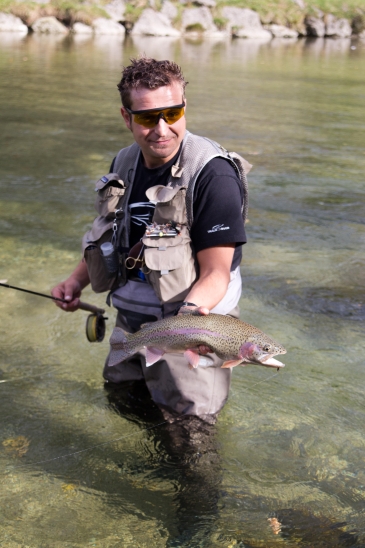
left=121, top=81, right=186, bottom=169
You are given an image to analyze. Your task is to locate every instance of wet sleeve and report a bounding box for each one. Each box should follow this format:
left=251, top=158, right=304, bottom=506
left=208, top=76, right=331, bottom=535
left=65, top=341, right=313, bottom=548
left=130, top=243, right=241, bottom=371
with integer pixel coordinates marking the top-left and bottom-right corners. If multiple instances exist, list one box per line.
left=190, top=157, right=246, bottom=254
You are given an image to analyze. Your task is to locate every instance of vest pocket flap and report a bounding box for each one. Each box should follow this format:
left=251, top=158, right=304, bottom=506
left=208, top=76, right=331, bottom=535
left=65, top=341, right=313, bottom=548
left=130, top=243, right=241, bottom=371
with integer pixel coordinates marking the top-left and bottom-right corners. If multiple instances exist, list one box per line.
left=98, top=186, right=125, bottom=201
left=144, top=246, right=184, bottom=271
left=145, top=184, right=186, bottom=203
left=95, top=173, right=125, bottom=191
left=94, top=174, right=126, bottom=217
left=82, top=217, right=114, bottom=250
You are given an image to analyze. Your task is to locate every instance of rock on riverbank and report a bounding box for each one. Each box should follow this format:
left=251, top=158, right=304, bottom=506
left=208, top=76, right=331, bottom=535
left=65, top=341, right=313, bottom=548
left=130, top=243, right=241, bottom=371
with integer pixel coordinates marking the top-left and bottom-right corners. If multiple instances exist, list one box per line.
left=0, top=0, right=363, bottom=39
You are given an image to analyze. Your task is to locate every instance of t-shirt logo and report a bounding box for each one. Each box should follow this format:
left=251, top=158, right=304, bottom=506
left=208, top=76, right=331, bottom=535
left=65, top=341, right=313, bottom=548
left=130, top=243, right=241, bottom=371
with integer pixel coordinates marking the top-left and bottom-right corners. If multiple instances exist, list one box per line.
left=207, top=224, right=230, bottom=233
left=129, top=202, right=155, bottom=227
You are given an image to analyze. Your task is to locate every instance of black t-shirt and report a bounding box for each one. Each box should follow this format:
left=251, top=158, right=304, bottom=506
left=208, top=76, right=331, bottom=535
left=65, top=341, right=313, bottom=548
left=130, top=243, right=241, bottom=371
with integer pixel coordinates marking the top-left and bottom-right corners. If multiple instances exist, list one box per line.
left=110, top=148, right=246, bottom=270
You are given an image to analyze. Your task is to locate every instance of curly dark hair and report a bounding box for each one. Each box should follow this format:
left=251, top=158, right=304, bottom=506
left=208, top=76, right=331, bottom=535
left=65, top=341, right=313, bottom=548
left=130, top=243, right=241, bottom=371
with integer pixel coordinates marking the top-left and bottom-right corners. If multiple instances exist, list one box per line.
left=117, top=57, right=188, bottom=108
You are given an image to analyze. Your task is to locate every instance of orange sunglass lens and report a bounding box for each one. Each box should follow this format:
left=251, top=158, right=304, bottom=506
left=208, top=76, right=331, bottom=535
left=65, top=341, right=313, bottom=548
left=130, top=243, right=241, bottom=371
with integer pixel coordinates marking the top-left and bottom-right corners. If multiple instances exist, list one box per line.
left=134, top=107, right=184, bottom=128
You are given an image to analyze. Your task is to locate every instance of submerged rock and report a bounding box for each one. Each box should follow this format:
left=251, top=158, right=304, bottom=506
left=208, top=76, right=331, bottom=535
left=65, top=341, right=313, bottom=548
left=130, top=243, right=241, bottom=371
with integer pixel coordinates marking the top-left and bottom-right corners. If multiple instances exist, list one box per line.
left=222, top=7, right=271, bottom=39
left=32, top=16, right=68, bottom=34
left=132, top=9, right=180, bottom=36
left=92, top=17, right=125, bottom=35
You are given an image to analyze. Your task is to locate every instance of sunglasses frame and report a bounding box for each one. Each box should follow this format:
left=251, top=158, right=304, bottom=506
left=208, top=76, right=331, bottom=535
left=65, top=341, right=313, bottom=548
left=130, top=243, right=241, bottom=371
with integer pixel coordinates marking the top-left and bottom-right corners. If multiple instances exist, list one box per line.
left=125, top=102, right=186, bottom=127
left=125, top=101, right=185, bottom=115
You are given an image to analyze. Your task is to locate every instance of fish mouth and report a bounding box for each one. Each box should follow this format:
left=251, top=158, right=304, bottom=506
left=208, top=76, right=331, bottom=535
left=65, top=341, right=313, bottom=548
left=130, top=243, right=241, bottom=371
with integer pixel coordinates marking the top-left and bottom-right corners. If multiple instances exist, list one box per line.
left=251, top=354, right=285, bottom=368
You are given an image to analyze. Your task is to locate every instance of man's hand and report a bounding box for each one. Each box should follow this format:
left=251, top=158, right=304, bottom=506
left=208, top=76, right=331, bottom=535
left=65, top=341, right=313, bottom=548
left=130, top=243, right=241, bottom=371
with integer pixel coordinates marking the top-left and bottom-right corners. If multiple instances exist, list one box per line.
left=51, top=259, right=90, bottom=312
left=177, top=304, right=211, bottom=354
left=177, top=244, right=236, bottom=355
left=51, top=278, right=82, bottom=311
left=177, top=304, right=209, bottom=316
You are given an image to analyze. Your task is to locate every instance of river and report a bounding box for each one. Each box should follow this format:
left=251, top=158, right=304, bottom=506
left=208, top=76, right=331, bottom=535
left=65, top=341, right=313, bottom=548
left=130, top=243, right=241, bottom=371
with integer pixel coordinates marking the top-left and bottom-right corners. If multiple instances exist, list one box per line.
left=0, top=32, right=364, bottom=547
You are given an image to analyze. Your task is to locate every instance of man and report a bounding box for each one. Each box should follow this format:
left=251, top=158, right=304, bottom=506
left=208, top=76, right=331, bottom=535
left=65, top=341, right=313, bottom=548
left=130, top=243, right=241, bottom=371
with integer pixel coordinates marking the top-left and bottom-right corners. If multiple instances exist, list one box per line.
left=52, top=57, right=250, bottom=423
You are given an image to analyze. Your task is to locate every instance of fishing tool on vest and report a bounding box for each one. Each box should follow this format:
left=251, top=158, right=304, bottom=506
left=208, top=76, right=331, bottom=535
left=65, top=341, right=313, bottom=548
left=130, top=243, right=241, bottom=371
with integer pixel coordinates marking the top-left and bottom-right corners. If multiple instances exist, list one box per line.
left=144, top=221, right=182, bottom=238
left=0, top=280, right=108, bottom=343
left=125, top=242, right=151, bottom=275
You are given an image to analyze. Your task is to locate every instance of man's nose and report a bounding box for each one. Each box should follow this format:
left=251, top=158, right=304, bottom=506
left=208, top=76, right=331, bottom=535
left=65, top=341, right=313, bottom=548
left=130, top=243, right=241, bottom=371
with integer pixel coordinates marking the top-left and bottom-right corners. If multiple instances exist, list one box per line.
left=154, top=117, right=170, bottom=136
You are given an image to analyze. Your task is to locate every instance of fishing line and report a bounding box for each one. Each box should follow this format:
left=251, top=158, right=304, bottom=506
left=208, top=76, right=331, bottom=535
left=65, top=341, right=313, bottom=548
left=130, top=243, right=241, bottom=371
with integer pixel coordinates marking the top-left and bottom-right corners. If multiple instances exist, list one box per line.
left=0, top=369, right=60, bottom=384
left=2, top=421, right=168, bottom=472
left=235, top=370, right=281, bottom=396
left=247, top=370, right=280, bottom=390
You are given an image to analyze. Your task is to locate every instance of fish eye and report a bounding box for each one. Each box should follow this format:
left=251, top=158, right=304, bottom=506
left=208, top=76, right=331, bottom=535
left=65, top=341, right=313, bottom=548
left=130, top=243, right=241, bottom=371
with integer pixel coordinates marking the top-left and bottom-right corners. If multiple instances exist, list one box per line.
left=263, top=345, right=271, bottom=352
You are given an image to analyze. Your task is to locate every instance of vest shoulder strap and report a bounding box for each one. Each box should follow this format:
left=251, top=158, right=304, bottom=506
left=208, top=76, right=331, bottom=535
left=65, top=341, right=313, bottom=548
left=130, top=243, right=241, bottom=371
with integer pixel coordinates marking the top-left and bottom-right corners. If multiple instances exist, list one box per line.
left=170, top=132, right=251, bottom=229
left=113, top=142, right=140, bottom=184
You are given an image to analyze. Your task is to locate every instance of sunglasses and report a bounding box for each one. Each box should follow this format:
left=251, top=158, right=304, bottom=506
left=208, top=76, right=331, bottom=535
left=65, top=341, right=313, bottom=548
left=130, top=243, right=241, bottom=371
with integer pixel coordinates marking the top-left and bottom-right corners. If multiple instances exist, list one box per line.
left=125, top=102, right=185, bottom=129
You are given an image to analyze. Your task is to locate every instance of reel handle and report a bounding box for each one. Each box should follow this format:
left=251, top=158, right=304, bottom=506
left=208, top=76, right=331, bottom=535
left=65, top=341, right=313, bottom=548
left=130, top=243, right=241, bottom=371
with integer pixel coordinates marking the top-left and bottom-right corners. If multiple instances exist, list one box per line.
left=78, top=301, right=105, bottom=315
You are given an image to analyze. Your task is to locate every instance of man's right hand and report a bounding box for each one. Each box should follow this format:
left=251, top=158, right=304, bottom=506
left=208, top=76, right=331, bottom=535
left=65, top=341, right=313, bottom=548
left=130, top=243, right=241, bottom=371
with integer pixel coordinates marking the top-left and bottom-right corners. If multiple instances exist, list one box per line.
left=51, top=277, right=83, bottom=312
left=51, top=259, right=91, bottom=311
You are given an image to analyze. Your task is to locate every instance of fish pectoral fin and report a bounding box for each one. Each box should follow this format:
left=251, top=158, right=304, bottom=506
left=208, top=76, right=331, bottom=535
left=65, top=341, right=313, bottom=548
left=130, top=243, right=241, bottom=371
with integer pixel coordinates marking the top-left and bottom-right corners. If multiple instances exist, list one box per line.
left=184, top=349, right=201, bottom=369
left=221, top=359, right=244, bottom=369
left=145, top=347, right=165, bottom=367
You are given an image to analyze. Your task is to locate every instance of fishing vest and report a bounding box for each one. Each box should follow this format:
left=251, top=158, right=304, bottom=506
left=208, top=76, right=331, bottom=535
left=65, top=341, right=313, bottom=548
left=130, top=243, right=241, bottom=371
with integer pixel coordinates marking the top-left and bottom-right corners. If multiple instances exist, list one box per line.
left=82, top=131, right=251, bottom=307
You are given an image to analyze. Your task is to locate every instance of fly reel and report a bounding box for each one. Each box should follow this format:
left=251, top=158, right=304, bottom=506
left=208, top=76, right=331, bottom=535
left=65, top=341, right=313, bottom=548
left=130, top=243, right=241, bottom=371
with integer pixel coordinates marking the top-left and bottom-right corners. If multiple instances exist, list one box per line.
left=85, top=313, right=107, bottom=343
left=77, top=302, right=107, bottom=343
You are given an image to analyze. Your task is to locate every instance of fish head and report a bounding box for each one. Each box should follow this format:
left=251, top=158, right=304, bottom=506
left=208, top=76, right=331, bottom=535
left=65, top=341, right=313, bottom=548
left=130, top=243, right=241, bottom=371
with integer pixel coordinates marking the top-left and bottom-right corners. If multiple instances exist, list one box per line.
left=239, top=338, right=286, bottom=369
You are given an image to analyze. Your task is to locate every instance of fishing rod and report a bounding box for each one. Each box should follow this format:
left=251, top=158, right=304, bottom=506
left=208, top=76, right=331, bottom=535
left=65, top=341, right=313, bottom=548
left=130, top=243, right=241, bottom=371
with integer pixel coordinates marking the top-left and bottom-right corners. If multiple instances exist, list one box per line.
left=0, top=280, right=107, bottom=343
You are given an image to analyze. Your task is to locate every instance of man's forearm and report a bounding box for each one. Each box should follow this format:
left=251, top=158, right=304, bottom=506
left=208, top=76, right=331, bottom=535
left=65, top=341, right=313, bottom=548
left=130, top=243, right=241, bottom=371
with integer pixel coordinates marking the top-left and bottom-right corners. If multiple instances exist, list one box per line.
left=183, top=244, right=235, bottom=310
left=185, top=269, right=230, bottom=310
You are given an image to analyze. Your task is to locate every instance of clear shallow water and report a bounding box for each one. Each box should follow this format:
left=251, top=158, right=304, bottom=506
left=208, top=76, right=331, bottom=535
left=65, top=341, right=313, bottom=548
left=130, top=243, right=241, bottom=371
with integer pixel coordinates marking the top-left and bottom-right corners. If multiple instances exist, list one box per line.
left=0, top=32, right=364, bottom=547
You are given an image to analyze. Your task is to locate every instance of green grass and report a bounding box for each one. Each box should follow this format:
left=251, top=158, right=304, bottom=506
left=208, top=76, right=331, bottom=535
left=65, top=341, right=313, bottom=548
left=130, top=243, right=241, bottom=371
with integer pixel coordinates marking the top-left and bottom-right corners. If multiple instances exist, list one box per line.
left=307, top=0, right=364, bottom=18
left=214, top=0, right=364, bottom=25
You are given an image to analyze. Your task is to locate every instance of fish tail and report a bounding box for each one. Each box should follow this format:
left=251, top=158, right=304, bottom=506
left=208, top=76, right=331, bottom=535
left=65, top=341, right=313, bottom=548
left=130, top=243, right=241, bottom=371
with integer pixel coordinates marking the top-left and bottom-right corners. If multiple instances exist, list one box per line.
left=108, top=327, right=133, bottom=367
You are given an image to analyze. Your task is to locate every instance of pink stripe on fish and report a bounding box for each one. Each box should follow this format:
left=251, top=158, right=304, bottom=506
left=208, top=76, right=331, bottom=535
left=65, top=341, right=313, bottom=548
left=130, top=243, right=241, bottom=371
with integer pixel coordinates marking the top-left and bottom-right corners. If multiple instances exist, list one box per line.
left=155, top=328, right=231, bottom=339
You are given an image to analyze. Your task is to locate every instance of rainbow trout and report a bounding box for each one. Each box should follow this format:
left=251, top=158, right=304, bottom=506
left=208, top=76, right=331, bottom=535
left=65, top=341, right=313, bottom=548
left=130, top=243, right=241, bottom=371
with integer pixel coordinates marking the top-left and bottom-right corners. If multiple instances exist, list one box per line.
left=108, top=313, right=286, bottom=370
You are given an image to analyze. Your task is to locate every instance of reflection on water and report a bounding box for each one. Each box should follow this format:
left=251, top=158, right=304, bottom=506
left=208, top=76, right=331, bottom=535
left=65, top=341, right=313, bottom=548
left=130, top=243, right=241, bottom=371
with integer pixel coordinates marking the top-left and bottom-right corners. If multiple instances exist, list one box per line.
left=1, top=32, right=365, bottom=546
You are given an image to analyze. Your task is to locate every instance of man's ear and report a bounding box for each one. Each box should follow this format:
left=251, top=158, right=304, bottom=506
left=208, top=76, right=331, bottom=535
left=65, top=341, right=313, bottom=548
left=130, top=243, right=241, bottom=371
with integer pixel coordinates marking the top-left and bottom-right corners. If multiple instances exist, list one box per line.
left=121, top=107, right=132, bottom=131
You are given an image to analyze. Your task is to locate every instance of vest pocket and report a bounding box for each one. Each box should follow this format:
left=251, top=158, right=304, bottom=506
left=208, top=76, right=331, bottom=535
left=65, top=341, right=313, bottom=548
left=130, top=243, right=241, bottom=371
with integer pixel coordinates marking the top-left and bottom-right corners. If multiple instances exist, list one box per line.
left=142, top=226, right=197, bottom=304
left=83, top=218, right=120, bottom=293
left=94, top=174, right=126, bottom=218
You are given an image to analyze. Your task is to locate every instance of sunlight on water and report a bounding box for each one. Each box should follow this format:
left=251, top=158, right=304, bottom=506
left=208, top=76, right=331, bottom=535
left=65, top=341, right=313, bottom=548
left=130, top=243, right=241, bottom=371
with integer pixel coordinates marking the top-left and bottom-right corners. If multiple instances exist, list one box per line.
left=0, top=32, right=364, bottom=546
